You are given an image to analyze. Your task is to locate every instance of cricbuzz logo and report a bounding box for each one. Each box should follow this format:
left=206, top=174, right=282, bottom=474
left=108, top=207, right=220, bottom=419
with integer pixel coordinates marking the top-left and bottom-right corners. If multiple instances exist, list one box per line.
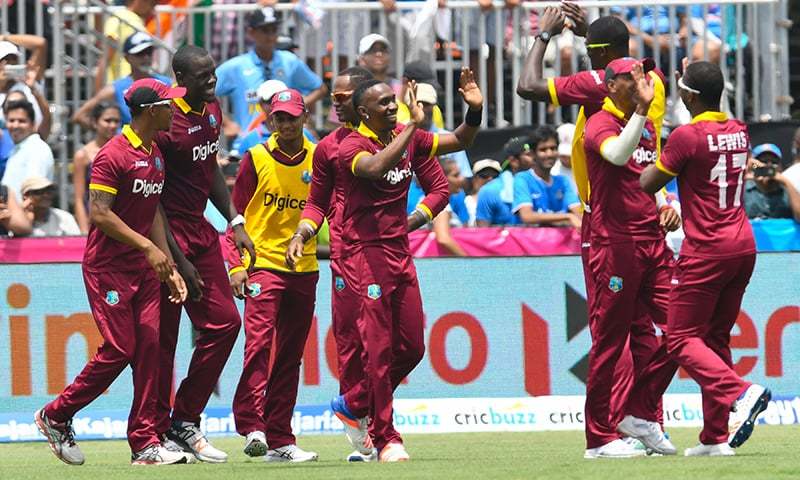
left=367, top=284, right=382, bottom=300
left=608, top=276, right=623, bottom=293
left=105, top=290, right=119, bottom=306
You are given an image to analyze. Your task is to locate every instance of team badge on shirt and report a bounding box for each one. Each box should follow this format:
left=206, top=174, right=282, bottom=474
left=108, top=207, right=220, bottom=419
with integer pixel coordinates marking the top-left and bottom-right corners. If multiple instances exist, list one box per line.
left=334, top=276, right=345, bottom=292
left=105, top=290, right=120, bottom=305
left=608, top=276, right=623, bottom=293
left=248, top=283, right=262, bottom=298
left=367, top=284, right=382, bottom=300
left=301, top=170, right=312, bottom=184
left=208, top=114, right=218, bottom=129
left=154, top=156, right=163, bottom=171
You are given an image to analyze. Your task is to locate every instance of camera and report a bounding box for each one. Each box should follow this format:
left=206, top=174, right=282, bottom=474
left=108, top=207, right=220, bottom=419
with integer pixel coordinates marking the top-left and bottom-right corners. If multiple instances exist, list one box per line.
left=4, top=64, right=27, bottom=82
left=753, top=165, right=776, bottom=178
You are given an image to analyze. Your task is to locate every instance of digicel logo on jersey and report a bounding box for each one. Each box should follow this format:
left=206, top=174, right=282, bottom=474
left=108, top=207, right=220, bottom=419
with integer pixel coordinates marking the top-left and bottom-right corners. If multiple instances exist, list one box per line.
left=632, top=147, right=657, bottom=165
left=192, top=140, right=220, bottom=162
left=384, top=166, right=412, bottom=185
left=132, top=179, right=164, bottom=198
left=264, top=192, right=307, bottom=211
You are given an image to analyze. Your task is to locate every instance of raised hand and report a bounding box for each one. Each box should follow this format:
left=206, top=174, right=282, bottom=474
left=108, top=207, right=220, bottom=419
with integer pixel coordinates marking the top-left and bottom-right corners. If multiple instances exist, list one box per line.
left=631, top=62, right=654, bottom=111
left=406, top=80, right=426, bottom=127
left=538, top=6, right=566, bottom=37
left=560, top=1, right=587, bottom=37
left=458, top=67, right=483, bottom=110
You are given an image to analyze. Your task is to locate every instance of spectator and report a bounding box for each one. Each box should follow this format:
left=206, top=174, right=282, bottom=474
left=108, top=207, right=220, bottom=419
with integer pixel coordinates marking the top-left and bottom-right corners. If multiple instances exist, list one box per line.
left=74, top=32, right=171, bottom=129
left=744, top=143, right=800, bottom=222
left=512, top=125, right=581, bottom=227
left=72, top=103, right=122, bottom=234
left=215, top=7, right=327, bottom=137
left=781, top=126, right=800, bottom=195
left=431, top=158, right=468, bottom=257
left=357, top=34, right=402, bottom=93
left=466, top=158, right=501, bottom=226
left=396, top=61, right=444, bottom=129
left=233, top=79, right=316, bottom=155
left=474, top=136, right=533, bottom=226
left=552, top=122, right=575, bottom=189
left=0, top=37, right=51, bottom=139
left=1, top=100, right=54, bottom=202
left=97, top=0, right=156, bottom=88
left=21, top=177, right=80, bottom=237
left=0, top=184, right=32, bottom=237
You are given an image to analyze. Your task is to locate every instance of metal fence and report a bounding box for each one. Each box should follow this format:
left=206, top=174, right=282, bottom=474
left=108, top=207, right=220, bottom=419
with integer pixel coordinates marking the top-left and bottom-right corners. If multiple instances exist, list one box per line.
left=0, top=1, right=794, bottom=209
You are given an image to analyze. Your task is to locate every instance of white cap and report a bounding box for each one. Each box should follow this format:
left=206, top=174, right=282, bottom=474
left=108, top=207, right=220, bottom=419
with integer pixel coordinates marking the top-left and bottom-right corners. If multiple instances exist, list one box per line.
left=358, top=33, right=390, bottom=56
left=257, top=79, right=288, bottom=102
left=472, top=159, right=502, bottom=175
left=557, top=123, right=575, bottom=157
left=404, top=83, right=437, bottom=106
left=0, top=41, right=20, bottom=61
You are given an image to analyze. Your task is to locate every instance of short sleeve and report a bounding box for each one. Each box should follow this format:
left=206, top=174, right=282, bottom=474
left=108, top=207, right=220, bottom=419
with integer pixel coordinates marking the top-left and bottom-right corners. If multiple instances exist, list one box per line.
left=657, top=125, right=696, bottom=177
left=338, top=135, right=369, bottom=173
left=562, top=177, right=580, bottom=208
left=288, top=54, right=323, bottom=94
left=548, top=70, right=606, bottom=107
left=103, top=16, right=121, bottom=40
left=475, top=187, right=497, bottom=222
left=583, top=114, right=621, bottom=156
left=412, top=129, right=438, bottom=161
left=215, top=61, right=234, bottom=97
left=512, top=174, right=532, bottom=213
left=89, top=150, right=122, bottom=195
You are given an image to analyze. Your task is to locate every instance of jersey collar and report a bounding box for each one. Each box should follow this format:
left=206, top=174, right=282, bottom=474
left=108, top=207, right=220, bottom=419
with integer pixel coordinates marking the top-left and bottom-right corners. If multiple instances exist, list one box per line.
left=690, top=111, right=728, bottom=124
left=267, top=132, right=312, bottom=162
left=601, top=97, right=627, bottom=121
left=122, top=125, right=152, bottom=154
left=173, top=97, right=206, bottom=115
left=357, top=122, right=394, bottom=147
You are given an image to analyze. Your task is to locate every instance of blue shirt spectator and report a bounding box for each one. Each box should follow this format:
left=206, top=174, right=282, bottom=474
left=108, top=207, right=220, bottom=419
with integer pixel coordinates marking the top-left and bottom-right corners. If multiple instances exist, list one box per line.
left=476, top=170, right=519, bottom=226
left=513, top=170, right=580, bottom=216
left=0, top=128, right=15, bottom=178
left=216, top=48, right=323, bottom=132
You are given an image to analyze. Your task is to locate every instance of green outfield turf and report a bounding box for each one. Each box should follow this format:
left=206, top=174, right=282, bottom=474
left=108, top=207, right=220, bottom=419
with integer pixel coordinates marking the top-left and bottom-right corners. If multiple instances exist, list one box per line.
left=2, top=427, right=798, bottom=480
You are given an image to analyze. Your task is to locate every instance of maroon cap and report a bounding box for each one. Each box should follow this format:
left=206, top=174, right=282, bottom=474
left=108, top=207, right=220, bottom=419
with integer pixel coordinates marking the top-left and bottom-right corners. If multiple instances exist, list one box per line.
left=605, top=57, right=655, bottom=78
left=270, top=89, right=306, bottom=117
left=124, top=78, right=186, bottom=106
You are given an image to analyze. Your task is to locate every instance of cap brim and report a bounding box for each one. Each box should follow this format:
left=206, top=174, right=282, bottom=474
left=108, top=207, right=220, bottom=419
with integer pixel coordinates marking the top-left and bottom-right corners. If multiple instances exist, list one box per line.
left=250, top=19, right=280, bottom=29
left=127, top=43, right=154, bottom=55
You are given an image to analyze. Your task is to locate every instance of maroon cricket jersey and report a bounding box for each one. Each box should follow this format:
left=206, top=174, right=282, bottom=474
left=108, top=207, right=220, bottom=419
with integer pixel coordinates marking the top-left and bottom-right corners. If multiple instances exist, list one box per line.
left=549, top=69, right=606, bottom=117
left=300, top=125, right=354, bottom=260
left=154, top=98, right=223, bottom=250
left=84, top=125, right=166, bottom=272
left=583, top=99, right=661, bottom=243
left=337, top=123, right=449, bottom=253
left=657, top=111, right=755, bottom=259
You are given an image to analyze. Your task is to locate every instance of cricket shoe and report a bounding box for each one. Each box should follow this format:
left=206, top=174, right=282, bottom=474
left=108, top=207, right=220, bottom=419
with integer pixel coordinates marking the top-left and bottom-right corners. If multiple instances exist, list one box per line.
left=617, top=415, right=677, bottom=455
left=584, top=439, right=647, bottom=459
left=131, top=443, right=192, bottom=465
left=379, top=443, right=410, bottom=462
left=347, top=448, right=378, bottom=462
left=685, top=443, right=736, bottom=457
left=161, top=437, right=197, bottom=464
left=265, top=444, right=319, bottom=463
left=166, top=421, right=228, bottom=463
left=34, top=409, right=85, bottom=465
left=331, top=395, right=373, bottom=455
left=243, top=431, right=267, bottom=457
left=728, top=384, right=771, bottom=448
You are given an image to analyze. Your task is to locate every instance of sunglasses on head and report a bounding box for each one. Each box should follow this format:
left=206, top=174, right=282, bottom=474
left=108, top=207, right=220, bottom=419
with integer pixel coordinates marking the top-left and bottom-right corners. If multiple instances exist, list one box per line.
left=139, top=99, right=172, bottom=108
left=677, top=77, right=701, bottom=94
left=585, top=42, right=611, bottom=53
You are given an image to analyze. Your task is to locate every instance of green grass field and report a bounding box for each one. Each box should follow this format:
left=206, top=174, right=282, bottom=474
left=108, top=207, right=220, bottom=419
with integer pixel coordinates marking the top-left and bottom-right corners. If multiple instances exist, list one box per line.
left=2, top=427, right=798, bottom=480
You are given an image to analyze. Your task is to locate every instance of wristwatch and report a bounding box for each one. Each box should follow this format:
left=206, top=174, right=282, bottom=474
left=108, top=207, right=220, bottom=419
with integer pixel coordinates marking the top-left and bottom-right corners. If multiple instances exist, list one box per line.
left=230, top=214, right=245, bottom=227
left=537, top=31, right=552, bottom=43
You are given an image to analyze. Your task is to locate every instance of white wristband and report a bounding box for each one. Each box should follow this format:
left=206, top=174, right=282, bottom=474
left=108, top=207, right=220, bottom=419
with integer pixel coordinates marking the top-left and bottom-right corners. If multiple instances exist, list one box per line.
left=230, top=214, right=245, bottom=227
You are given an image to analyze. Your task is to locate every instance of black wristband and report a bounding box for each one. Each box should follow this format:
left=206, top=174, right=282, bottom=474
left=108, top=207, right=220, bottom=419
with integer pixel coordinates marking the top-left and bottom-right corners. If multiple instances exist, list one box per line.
left=465, top=108, right=483, bottom=127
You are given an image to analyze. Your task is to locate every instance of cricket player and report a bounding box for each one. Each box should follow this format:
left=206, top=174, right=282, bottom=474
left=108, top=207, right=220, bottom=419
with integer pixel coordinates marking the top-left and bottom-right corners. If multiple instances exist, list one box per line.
left=581, top=58, right=677, bottom=458
left=35, top=79, right=189, bottom=465
left=224, top=88, right=319, bottom=463
left=153, top=45, right=255, bottom=463
left=640, top=61, right=771, bottom=456
left=286, top=66, right=377, bottom=462
left=289, top=68, right=483, bottom=461
left=517, top=6, right=677, bottom=439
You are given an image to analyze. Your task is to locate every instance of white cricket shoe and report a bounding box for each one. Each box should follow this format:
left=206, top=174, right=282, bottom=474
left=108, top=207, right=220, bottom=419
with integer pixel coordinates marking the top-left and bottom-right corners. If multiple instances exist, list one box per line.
left=617, top=415, right=677, bottom=455
left=243, top=431, right=268, bottom=457
left=167, top=421, right=228, bottom=463
left=685, top=443, right=736, bottom=457
left=728, top=384, right=771, bottom=448
left=161, top=437, right=197, bottom=464
left=34, top=409, right=85, bottom=465
left=265, top=444, right=319, bottom=463
left=584, top=439, right=647, bottom=459
left=131, top=443, right=192, bottom=465
left=347, top=448, right=378, bottom=462
left=379, top=443, right=410, bottom=462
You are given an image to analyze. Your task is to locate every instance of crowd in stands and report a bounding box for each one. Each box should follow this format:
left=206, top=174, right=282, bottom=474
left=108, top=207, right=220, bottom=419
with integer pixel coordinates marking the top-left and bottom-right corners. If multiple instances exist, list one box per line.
left=0, top=1, right=797, bottom=250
